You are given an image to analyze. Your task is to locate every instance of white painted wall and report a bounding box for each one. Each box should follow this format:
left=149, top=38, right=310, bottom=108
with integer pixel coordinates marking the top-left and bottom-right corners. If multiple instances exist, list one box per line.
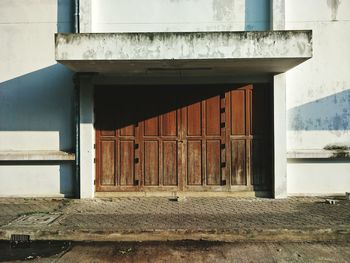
left=0, top=0, right=75, bottom=197
left=91, top=0, right=245, bottom=32
left=89, top=0, right=272, bottom=33
left=0, top=163, right=74, bottom=197
left=285, top=0, right=350, bottom=195
left=288, top=160, right=350, bottom=195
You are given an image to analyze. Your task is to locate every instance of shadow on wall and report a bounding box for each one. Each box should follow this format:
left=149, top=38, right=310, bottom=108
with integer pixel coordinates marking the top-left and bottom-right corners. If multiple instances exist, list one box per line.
left=0, top=64, right=75, bottom=151
left=58, top=0, right=74, bottom=33
left=245, top=0, right=270, bottom=31
left=288, top=89, right=350, bottom=131
left=0, top=64, right=75, bottom=197
left=0, top=0, right=75, bottom=197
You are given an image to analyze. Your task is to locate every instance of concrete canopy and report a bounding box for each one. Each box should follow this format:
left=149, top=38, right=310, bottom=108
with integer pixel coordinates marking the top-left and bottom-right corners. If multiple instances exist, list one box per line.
left=55, top=31, right=312, bottom=77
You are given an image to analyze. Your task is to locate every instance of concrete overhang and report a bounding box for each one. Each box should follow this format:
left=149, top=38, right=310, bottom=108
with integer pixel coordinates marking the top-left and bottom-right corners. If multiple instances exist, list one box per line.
left=55, top=31, right=312, bottom=77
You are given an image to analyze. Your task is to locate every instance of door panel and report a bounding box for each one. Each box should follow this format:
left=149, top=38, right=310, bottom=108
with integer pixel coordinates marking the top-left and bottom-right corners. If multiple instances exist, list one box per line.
left=186, top=140, right=202, bottom=185
left=144, top=117, right=159, bottom=136
left=144, top=140, right=159, bottom=186
left=231, top=90, right=246, bottom=136
left=161, top=111, right=177, bottom=136
left=182, top=94, right=226, bottom=189
left=206, top=140, right=221, bottom=185
left=231, top=139, right=246, bottom=185
left=163, top=141, right=178, bottom=186
left=206, top=96, right=221, bottom=136
left=100, top=140, right=115, bottom=186
left=120, top=140, right=135, bottom=186
left=187, top=102, right=201, bottom=136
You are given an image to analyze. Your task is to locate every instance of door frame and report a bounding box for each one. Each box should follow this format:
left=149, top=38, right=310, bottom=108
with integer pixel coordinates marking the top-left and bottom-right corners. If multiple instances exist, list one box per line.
left=78, top=75, right=286, bottom=198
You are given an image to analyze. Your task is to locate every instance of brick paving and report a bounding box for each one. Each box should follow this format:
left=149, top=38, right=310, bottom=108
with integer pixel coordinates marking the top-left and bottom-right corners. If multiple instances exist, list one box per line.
left=0, top=196, right=349, bottom=241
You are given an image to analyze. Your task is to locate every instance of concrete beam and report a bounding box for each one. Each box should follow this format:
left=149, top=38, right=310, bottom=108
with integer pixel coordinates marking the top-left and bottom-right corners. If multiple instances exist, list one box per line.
left=56, top=31, right=312, bottom=61
left=0, top=151, right=75, bottom=161
left=287, top=149, right=350, bottom=159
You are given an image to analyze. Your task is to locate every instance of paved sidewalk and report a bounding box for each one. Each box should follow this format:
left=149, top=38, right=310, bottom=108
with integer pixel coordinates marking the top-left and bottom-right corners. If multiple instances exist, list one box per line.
left=0, top=197, right=349, bottom=242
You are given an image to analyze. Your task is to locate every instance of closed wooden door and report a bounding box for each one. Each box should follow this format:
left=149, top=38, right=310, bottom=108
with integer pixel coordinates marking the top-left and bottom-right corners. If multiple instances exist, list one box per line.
left=95, top=85, right=272, bottom=192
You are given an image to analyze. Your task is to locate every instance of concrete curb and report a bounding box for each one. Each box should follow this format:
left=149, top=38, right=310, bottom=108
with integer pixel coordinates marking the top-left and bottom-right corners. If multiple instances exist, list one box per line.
left=1, top=228, right=349, bottom=242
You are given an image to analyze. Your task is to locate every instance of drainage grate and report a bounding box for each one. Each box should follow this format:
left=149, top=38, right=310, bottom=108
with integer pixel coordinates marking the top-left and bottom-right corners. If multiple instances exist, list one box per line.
left=10, top=234, right=31, bottom=248
left=9, top=214, right=61, bottom=227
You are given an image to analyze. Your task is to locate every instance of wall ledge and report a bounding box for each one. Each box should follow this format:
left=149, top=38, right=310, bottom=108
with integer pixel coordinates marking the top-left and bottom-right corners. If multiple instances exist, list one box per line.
left=0, top=151, right=75, bottom=161
left=287, top=149, right=350, bottom=159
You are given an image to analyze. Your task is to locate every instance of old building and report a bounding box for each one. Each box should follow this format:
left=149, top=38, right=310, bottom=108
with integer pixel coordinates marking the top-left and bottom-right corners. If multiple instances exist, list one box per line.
left=0, top=0, right=349, bottom=198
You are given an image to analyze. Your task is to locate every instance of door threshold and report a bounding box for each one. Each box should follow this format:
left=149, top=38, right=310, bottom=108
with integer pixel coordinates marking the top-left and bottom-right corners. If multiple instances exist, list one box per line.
left=95, top=191, right=272, bottom=198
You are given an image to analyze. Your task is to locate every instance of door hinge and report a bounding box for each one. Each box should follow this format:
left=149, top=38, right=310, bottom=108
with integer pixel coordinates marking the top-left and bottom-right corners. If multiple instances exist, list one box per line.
left=94, top=158, right=96, bottom=163
left=94, top=144, right=96, bottom=149
left=94, top=180, right=96, bottom=185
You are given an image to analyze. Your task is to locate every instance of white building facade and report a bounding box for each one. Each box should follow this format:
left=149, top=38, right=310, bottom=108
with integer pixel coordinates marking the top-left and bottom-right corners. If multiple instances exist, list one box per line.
left=0, top=0, right=349, bottom=198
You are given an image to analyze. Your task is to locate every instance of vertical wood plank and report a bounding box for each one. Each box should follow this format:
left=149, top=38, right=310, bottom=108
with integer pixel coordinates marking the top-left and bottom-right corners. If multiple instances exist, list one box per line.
left=163, top=141, right=177, bottom=185
left=162, top=111, right=177, bottom=136
left=144, top=117, right=159, bottom=136
left=206, top=96, right=221, bottom=136
left=187, top=102, right=201, bottom=136
left=100, top=141, right=115, bottom=185
left=231, top=140, right=246, bottom=185
left=120, top=141, right=134, bottom=185
left=231, top=90, right=246, bottom=135
left=206, top=140, right=221, bottom=185
left=187, top=140, right=202, bottom=185
left=144, top=141, right=159, bottom=185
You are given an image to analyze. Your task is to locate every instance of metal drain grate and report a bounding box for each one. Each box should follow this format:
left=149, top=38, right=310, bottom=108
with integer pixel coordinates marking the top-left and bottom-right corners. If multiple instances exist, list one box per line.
left=9, top=214, right=61, bottom=227
left=10, top=234, right=31, bottom=248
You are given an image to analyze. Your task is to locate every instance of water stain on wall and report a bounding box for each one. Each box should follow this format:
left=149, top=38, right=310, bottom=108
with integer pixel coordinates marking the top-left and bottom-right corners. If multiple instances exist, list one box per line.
left=327, top=0, right=340, bottom=21
left=212, top=0, right=234, bottom=21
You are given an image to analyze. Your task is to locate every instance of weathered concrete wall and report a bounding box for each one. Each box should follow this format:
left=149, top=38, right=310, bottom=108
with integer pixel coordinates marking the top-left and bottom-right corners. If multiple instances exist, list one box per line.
left=285, top=0, right=350, bottom=195
left=0, top=0, right=75, bottom=197
left=55, top=31, right=312, bottom=61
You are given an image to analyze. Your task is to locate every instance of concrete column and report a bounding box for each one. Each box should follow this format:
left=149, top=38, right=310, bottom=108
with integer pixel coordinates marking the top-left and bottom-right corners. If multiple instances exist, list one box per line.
left=271, top=0, right=285, bottom=30
left=79, top=0, right=92, bottom=33
left=79, top=75, right=95, bottom=198
left=273, top=73, right=287, bottom=198
left=271, top=0, right=287, bottom=198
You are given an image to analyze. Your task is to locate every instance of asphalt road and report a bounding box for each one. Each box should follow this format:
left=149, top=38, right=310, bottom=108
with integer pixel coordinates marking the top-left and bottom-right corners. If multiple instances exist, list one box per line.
left=1, top=241, right=350, bottom=262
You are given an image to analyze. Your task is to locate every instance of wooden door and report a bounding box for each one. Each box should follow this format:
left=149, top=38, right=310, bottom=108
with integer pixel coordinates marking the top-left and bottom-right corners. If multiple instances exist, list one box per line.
left=181, top=94, right=227, bottom=190
left=139, top=109, right=181, bottom=190
left=95, top=85, right=272, bottom=192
